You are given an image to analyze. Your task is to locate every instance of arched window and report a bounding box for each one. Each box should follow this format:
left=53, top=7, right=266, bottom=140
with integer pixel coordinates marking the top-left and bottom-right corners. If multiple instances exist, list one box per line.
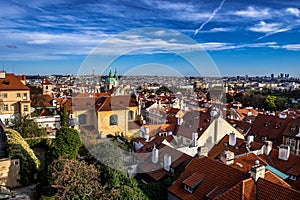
left=78, top=114, right=87, bottom=125
left=110, top=115, right=118, bottom=126
left=128, top=110, right=134, bottom=121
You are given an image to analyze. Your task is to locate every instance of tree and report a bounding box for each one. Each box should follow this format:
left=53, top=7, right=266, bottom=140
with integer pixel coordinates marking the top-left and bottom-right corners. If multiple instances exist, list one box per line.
left=49, top=127, right=82, bottom=161
left=10, top=115, right=46, bottom=138
left=90, top=139, right=125, bottom=171
left=49, top=157, right=115, bottom=200
left=60, top=105, right=68, bottom=127
left=101, top=168, right=148, bottom=200
left=265, top=95, right=277, bottom=111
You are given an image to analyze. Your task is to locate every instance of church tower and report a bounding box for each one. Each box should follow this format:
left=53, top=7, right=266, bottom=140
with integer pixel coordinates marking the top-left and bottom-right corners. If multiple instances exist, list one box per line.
left=105, top=68, right=118, bottom=91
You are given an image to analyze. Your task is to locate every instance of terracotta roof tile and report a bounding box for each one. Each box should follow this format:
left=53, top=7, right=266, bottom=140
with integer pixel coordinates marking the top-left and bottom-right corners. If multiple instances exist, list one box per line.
left=257, top=178, right=300, bottom=200
left=182, top=172, right=204, bottom=188
left=247, top=114, right=293, bottom=147
left=168, top=157, right=248, bottom=200
left=95, top=95, right=138, bottom=111
left=0, top=73, right=30, bottom=91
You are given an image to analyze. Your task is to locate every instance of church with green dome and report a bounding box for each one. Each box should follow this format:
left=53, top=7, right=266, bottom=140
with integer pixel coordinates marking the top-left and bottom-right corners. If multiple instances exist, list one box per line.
left=105, top=68, right=118, bottom=91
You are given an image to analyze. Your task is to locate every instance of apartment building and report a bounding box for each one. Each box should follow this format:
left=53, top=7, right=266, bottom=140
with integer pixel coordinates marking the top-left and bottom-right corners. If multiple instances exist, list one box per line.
left=0, top=72, right=31, bottom=124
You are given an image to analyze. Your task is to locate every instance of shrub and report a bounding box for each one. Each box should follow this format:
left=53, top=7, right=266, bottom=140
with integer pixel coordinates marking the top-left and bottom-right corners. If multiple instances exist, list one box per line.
left=6, top=129, right=40, bottom=185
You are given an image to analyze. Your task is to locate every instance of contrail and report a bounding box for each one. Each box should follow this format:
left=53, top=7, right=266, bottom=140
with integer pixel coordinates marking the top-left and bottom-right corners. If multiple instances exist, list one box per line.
left=256, top=25, right=294, bottom=41
left=194, top=0, right=226, bottom=36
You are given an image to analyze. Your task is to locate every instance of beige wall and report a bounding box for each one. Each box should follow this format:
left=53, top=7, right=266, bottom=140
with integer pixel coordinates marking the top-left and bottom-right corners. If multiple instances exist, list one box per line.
left=197, top=117, right=244, bottom=151
left=97, top=107, right=138, bottom=136
left=0, top=90, right=30, bottom=116
left=0, top=158, right=21, bottom=188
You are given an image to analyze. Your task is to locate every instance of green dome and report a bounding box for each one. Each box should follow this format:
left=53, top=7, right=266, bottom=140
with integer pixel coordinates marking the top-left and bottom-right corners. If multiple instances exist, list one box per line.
left=105, top=77, right=116, bottom=83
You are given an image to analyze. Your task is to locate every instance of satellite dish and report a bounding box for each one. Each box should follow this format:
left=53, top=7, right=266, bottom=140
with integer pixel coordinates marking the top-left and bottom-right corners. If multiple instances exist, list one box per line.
left=255, top=160, right=260, bottom=165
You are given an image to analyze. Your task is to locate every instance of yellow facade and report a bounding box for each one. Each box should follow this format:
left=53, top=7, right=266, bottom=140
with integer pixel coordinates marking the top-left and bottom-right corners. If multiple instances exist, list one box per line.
left=0, top=90, right=31, bottom=122
left=0, top=158, right=21, bottom=188
left=97, top=107, right=139, bottom=136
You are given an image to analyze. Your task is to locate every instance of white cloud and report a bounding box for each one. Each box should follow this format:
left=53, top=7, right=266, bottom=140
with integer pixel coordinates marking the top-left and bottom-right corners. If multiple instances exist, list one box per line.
left=281, top=44, right=300, bottom=50
left=235, top=6, right=270, bottom=18
left=286, top=7, right=300, bottom=17
left=249, top=21, right=281, bottom=33
left=209, top=27, right=235, bottom=32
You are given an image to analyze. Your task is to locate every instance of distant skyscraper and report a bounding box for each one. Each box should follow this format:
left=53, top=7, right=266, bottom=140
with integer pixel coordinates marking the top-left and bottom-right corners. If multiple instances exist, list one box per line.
left=271, top=74, right=274, bottom=79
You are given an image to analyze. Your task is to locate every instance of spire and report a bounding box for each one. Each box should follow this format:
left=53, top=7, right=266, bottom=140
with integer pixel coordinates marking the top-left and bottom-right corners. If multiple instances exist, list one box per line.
left=114, top=68, right=118, bottom=80
left=109, top=68, right=112, bottom=77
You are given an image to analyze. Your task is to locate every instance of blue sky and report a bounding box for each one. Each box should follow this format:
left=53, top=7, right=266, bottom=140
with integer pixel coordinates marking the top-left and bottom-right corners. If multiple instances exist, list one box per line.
left=1, top=0, right=300, bottom=77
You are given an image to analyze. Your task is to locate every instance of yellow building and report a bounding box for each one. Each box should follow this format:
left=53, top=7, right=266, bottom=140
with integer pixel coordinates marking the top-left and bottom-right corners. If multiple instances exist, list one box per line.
left=0, top=158, right=21, bottom=188
left=73, top=95, right=140, bottom=137
left=0, top=72, right=31, bottom=124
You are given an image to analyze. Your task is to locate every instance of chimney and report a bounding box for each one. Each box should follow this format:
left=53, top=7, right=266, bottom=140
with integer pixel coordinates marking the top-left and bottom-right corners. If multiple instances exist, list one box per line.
left=251, top=165, right=265, bottom=182
left=278, top=144, right=290, bottom=161
left=263, top=140, right=272, bottom=156
left=247, top=135, right=254, bottom=145
left=177, top=118, right=183, bottom=126
left=228, top=132, right=236, bottom=146
left=139, top=127, right=143, bottom=138
left=221, top=150, right=234, bottom=165
left=52, top=99, right=57, bottom=107
left=296, top=126, right=300, bottom=137
left=163, top=154, right=172, bottom=172
left=0, top=71, right=5, bottom=79
left=191, top=131, right=198, bottom=147
left=144, top=127, right=149, bottom=134
left=152, top=146, right=159, bottom=164
left=197, top=146, right=208, bottom=157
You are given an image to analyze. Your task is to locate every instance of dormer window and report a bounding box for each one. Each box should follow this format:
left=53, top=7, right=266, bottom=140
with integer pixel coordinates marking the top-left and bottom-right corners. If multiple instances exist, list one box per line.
left=289, top=175, right=297, bottom=181
left=274, top=122, right=281, bottom=129
left=182, top=172, right=204, bottom=193
left=264, top=121, right=271, bottom=127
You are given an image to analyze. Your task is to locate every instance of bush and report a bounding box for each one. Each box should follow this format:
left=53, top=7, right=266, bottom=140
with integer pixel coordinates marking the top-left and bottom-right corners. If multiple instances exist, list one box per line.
left=49, top=127, right=82, bottom=161
left=10, top=115, right=46, bottom=138
left=6, top=129, right=40, bottom=185
left=49, top=157, right=114, bottom=200
left=25, top=137, right=52, bottom=149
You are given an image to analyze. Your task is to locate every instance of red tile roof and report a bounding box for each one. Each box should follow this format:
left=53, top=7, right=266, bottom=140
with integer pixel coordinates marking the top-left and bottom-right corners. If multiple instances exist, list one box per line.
left=175, top=109, right=212, bottom=139
left=182, top=172, right=204, bottom=188
left=217, top=171, right=294, bottom=200
left=168, top=157, right=248, bottom=200
left=0, top=73, right=30, bottom=91
left=95, top=95, right=138, bottom=111
left=137, top=144, right=192, bottom=181
left=257, top=178, right=300, bottom=200
left=208, top=135, right=263, bottom=159
left=247, top=114, right=293, bottom=147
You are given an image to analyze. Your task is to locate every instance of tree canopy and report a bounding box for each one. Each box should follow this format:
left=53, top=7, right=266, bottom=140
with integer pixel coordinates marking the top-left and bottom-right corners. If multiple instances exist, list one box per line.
left=10, top=115, right=46, bottom=138
left=49, top=127, right=82, bottom=161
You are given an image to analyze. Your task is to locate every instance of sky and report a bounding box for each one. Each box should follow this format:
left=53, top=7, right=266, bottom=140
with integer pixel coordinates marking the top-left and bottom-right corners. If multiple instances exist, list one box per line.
left=1, top=0, right=300, bottom=77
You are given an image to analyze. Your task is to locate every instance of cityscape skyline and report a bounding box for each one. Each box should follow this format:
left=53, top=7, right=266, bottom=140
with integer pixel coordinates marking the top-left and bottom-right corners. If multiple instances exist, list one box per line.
left=0, top=0, right=300, bottom=76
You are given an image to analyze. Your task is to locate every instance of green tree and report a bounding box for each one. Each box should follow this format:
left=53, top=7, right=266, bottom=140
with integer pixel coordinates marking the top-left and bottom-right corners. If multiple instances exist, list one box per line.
left=90, top=139, right=125, bottom=171
left=50, top=127, right=82, bottom=161
left=101, top=168, right=148, bottom=200
left=60, top=105, right=68, bottom=127
left=10, top=115, right=46, bottom=138
left=49, top=157, right=115, bottom=200
left=265, top=95, right=277, bottom=111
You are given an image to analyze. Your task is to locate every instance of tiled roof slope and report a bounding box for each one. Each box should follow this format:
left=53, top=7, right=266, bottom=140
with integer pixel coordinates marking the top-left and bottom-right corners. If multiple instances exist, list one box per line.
left=168, top=157, right=248, bottom=200
left=0, top=73, right=29, bottom=91
left=247, top=114, right=292, bottom=147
